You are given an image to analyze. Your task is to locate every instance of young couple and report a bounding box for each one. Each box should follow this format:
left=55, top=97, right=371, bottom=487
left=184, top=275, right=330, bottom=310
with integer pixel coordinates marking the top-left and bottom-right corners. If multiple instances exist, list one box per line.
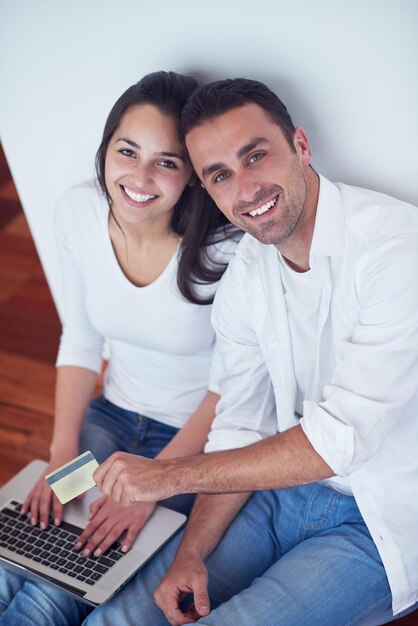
left=1, top=71, right=418, bottom=626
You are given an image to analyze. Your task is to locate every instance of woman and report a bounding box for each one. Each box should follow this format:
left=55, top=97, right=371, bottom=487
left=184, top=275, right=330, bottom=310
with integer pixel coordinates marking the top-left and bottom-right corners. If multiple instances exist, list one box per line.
left=0, top=71, right=237, bottom=625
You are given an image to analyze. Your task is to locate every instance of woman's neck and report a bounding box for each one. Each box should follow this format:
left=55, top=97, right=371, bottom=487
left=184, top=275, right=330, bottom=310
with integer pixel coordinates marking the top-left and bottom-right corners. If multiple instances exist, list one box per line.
left=108, top=210, right=180, bottom=287
left=108, top=208, right=176, bottom=245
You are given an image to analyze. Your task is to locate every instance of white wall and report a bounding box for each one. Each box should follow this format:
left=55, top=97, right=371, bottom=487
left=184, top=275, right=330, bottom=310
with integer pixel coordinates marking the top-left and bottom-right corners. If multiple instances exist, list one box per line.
left=0, top=0, right=417, bottom=317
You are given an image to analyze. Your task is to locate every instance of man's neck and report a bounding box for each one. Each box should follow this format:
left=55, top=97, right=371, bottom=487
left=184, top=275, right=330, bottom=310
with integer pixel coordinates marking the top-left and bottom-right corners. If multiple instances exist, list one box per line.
left=275, top=168, right=319, bottom=272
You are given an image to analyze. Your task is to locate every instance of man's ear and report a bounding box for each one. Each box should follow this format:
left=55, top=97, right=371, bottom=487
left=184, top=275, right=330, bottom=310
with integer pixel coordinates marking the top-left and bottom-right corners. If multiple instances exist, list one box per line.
left=293, top=127, right=312, bottom=167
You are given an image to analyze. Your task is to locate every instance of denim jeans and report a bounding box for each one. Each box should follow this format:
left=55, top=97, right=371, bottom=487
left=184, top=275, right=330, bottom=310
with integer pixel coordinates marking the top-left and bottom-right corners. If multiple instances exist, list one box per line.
left=79, top=396, right=194, bottom=515
left=0, top=395, right=194, bottom=625
left=83, top=483, right=418, bottom=626
left=79, top=395, right=180, bottom=462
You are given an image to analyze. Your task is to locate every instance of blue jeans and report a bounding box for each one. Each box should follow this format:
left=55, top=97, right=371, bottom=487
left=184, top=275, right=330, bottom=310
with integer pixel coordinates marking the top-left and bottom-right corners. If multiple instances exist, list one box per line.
left=0, top=395, right=193, bottom=625
left=83, top=483, right=418, bottom=626
left=79, top=396, right=194, bottom=514
left=80, top=395, right=180, bottom=462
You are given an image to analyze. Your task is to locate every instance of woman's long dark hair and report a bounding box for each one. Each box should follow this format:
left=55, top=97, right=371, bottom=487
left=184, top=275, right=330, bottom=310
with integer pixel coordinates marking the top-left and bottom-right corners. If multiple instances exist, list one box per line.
left=95, top=70, right=235, bottom=304
left=176, top=183, right=237, bottom=304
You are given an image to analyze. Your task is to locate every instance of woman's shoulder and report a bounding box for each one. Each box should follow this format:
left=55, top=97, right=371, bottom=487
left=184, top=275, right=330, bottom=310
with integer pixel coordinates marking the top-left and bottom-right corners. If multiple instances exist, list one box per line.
left=55, top=179, right=106, bottom=211
left=54, top=179, right=109, bottom=253
left=55, top=179, right=108, bottom=230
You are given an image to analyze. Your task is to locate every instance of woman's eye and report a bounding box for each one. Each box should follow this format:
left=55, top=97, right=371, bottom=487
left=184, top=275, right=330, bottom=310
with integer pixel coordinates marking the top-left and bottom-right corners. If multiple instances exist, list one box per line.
left=214, top=172, right=229, bottom=183
left=159, top=160, right=177, bottom=169
left=249, top=152, right=264, bottom=164
left=119, top=148, right=135, bottom=158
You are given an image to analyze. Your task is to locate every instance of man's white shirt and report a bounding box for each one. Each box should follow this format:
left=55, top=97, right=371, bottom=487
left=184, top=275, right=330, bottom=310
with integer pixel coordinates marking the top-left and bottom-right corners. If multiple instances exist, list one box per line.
left=207, top=175, right=418, bottom=614
left=278, top=250, right=352, bottom=496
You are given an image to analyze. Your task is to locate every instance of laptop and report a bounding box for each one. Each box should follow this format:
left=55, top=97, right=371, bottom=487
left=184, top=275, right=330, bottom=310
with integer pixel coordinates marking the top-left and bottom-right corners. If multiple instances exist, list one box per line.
left=0, top=460, right=186, bottom=606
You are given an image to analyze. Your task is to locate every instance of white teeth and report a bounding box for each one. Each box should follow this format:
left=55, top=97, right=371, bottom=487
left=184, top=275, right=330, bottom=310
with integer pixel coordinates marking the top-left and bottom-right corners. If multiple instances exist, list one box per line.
left=249, top=196, right=277, bottom=217
left=123, top=186, right=157, bottom=202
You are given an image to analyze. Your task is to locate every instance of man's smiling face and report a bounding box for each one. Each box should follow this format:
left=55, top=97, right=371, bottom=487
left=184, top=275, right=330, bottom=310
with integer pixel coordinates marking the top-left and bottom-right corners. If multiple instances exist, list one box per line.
left=185, top=103, right=313, bottom=247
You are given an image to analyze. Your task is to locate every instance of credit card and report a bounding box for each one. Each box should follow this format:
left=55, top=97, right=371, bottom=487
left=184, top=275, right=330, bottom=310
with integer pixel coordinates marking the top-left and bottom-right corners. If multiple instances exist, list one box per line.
left=45, top=451, right=99, bottom=504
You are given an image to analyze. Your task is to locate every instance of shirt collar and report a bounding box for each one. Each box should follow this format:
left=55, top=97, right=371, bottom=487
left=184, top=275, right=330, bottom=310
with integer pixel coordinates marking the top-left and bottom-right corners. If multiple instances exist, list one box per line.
left=309, top=174, right=345, bottom=260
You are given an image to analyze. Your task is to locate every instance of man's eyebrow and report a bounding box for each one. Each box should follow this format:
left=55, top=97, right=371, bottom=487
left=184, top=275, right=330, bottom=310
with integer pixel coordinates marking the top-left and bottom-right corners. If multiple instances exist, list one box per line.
left=236, top=137, right=268, bottom=159
left=202, top=161, right=226, bottom=181
left=201, top=137, right=269, bottom=181
left=115, top=138, right=185, bottom=160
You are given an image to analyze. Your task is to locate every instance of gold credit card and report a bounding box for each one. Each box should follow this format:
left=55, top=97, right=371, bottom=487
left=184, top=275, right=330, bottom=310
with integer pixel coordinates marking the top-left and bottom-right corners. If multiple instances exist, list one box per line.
left=45, top=451, right=99, bottom=504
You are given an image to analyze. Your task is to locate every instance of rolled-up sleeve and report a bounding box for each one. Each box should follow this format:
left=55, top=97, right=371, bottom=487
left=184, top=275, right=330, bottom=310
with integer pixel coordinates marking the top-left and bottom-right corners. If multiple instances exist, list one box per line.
left=205, top=261, right=277, bottom=453
left=54, top=196, right=104, bottom=373
left=301, top=232, right=418, bottom=476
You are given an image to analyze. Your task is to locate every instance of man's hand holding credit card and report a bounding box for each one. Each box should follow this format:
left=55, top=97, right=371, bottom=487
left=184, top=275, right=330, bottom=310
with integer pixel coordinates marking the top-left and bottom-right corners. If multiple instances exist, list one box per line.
left=45, top=451, right=99, bottom=504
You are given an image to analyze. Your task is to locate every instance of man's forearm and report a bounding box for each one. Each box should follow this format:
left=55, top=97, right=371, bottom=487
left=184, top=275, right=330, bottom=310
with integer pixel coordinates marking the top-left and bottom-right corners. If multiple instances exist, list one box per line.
left=94, top=425, right=334, bottom=507
left=165, top=424, right=333, bottom=496
left=176, top=492, right=251, bottom=562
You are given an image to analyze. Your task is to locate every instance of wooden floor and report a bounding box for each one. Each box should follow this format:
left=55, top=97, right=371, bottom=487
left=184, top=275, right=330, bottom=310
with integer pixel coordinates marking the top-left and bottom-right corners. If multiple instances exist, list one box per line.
left=0, top=144, right=60, bottom=485
left=0, top=144, right=416, bottom=624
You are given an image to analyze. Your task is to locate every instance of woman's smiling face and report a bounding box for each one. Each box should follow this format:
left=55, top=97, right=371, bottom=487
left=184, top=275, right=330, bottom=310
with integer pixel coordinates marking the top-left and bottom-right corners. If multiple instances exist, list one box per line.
left=104, top=104, right=192, bottom=228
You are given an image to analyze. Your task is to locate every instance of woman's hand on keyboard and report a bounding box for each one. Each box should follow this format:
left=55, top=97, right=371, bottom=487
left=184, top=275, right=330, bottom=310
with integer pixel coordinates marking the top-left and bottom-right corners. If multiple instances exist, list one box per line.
left=21, top=452, right=78, bottom=529
left=74, top=494, right=156, bottom=557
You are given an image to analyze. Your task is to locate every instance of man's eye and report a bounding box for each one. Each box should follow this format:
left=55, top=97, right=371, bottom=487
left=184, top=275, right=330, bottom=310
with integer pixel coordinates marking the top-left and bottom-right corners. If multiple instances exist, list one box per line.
left=159, top=160, right=177, bottom=169
left=249, top=152, right=264, bottom=164
left=214, top=172, right=229, bottom=183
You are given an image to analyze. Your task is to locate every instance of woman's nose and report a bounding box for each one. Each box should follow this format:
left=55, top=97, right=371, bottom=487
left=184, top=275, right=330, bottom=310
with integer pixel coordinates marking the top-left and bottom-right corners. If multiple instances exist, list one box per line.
left=130, top=161, right=153, bottom=186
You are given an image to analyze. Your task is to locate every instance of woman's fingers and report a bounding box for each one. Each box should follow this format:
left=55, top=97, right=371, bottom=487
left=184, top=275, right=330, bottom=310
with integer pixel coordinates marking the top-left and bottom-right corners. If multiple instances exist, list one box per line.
left=22, top=454, right=77, bottom=527
left=75, top=496, right=157, bottom=557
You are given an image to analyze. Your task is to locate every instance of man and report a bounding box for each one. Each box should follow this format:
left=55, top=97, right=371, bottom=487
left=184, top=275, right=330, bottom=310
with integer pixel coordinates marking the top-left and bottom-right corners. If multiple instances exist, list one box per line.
left=87, top=78, right=418, bottom=625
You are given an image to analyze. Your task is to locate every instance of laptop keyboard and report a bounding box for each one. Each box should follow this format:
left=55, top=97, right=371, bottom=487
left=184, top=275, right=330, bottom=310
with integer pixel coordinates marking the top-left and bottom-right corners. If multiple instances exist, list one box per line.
left=0, top=500, right=124, bottom=586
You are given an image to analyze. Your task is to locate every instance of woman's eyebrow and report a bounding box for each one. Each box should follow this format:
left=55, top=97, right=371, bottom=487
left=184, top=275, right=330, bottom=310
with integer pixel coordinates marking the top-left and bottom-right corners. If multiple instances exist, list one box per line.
left=115, top=138, right=185, bottom=160
left=116, top=138, right=141, bottom=149
left=159, top=150, right=185, bottom=160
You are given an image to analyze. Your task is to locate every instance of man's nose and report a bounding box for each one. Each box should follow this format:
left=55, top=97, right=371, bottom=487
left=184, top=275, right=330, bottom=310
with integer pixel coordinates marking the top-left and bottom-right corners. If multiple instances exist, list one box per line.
left=234, top=170, right=262, bottom=207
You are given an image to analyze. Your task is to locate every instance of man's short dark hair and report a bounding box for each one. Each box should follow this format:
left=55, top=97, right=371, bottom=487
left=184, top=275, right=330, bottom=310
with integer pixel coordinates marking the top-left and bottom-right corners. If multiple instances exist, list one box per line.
left=180, top=77, right=296, bottom=150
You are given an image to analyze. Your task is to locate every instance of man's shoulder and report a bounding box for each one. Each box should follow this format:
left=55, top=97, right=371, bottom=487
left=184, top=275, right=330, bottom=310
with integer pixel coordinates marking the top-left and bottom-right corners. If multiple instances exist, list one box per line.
left=205, top=226, right=243, bottom=266
left=336, top=181, right=418, bottom=241
left=215, top=234, right=270, bottom=293
left=214, top=235, right=277, bottom=322
left=232, top=233, right=273, bottom=271
left=215, top=234, right=270, bottom=301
